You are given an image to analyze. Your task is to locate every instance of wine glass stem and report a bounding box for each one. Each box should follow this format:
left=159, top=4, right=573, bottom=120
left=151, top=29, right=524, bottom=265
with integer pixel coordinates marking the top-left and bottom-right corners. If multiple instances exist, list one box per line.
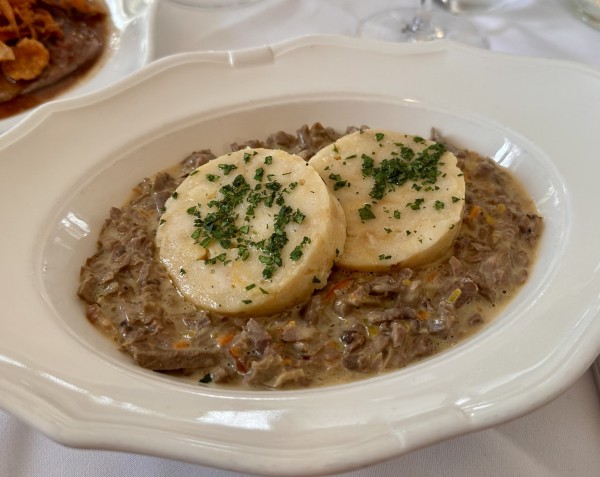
left=419, top=0, right=433, bottom=13
left=408, top=0, right=433, bottom=34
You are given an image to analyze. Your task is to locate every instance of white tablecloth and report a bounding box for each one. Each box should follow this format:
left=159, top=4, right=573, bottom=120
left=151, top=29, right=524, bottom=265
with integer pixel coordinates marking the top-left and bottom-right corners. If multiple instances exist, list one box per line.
left=2, top=0, right=600, bottom=475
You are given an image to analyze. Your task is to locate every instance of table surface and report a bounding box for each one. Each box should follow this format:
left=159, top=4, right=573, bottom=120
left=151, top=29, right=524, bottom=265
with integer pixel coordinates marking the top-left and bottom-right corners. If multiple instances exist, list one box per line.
left=2, top=0, right=600, bottom=476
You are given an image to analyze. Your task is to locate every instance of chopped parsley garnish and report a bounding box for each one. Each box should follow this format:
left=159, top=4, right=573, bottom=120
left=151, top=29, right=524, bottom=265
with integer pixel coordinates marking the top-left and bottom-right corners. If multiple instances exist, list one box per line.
left=256, top=206, right=308, bottom=279
left=406, top=198, right=425, bottom=210
left=205, top=253, right=228, bottom=265
left=218, top=163, right=237, bottom=175
left=290, top=246, right=303, bottom=261
left=358, top=203, right=376, bottom=221
left=199, top=373, right=212, bottom=384
left=242, top=299, right=252, bottom=304
left=312, top=276, right=321, bottom=284
left=179, top=267, right=186, bottom=275
left=451, top=196, right=461, bottom=203
left=434, top=200, right=445, bottom=210
left=393, top=209, right=401, bottom=219
left=199, top=236, right=212, bottom=248
left=290, top=236, right=311, bottom=261
left=378, top=254, right=392, bottom=260
left=206, top=174, right=219, bottom=182
left=237, top=246, right=250, bottom=261
left=361, top=154, right=375, bottom=177
left=264, top=155, right=273, bottom=165
left=328, top=173, right=349, bottom=191
left=361, top=142, right=446, bottom=201
left=375, top=132, right=385, bottom=142
left=189, top=159, right=311, bottom=279
left=292, top=210, right=306, bottom=224
left=171, top=192, right=179, bottom=199
left=245, top=283, right=256, bottom=290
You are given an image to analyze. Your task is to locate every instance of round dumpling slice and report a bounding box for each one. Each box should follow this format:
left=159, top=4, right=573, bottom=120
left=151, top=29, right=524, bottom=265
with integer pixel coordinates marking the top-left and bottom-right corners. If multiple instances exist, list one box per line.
left=308, top=129, right=465, bottom=271
left=156, top=148, right=346, bottom=316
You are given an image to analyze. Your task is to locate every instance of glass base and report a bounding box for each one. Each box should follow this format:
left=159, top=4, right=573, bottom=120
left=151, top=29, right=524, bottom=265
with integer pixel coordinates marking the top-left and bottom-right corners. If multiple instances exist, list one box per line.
left=572, top=0, right=600, bottom=31
left=167, top=0, right=263, bottom=8
left=358, top=8, right=489, bottom=49
left=436, top=0, right=516, bottom=14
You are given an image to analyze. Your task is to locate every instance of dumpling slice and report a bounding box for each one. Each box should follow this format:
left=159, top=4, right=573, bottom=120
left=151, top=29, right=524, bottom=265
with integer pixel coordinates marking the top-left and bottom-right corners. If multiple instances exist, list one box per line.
left=308, top=129, right=465, bottom=271
left=156, top=148, right=346, bottom=316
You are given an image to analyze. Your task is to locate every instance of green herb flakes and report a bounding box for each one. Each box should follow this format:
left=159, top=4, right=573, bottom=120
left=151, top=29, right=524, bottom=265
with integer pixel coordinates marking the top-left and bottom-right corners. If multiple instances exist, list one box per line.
left=199, top=373, right=212, bottom=384
left=358, top=203, right=376, bottom=221
left=218, top=163, right=238, bottom=175
left=406, top=198, right=425, bottom=211
left=328, top=173, right=348, bottom=191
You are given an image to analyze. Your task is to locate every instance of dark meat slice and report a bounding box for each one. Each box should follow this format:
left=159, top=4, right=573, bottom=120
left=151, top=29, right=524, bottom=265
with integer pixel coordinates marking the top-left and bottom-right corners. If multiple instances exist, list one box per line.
left=21, top=13, right=103, bottom=95
left=342, top=334, right=392, bottom=372
left=265, top=130, right=297, bottom=150
left=230, top=139, right=265, bottom=151
left=128, top=342, right=219, bottom=370
left=296, top=123, right=342, bottom=156
left=339, top=323, right=367, bottom=353
left=180, top=150, right=216, bottom=175
left=243, top=348, right=305, bottom=388
left=0, top=76, right=22, bottom=103
left=240, top=318, right=272, bottom=354
left=280, top=321, right=315, bottom=342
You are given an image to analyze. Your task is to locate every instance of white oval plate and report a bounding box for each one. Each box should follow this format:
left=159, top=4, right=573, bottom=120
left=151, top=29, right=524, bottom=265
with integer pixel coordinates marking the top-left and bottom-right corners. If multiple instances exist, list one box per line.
left=1, top=36, right=600, bottom=476
left=0, top=0, right=156, bottom=134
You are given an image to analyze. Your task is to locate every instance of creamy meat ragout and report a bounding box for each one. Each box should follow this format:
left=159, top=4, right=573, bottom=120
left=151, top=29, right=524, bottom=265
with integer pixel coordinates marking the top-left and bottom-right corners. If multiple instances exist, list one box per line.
left=78, top=123, right=543, bottom=390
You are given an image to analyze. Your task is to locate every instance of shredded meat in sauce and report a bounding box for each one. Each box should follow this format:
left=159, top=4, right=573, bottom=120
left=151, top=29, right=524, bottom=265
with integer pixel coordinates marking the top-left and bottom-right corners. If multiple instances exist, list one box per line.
left=78, top=123, right=543, bottom=390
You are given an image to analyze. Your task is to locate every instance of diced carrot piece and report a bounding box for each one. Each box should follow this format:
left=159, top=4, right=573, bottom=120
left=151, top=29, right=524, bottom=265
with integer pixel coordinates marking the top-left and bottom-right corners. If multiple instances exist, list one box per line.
left=324, top=279, right=353, bottom=301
